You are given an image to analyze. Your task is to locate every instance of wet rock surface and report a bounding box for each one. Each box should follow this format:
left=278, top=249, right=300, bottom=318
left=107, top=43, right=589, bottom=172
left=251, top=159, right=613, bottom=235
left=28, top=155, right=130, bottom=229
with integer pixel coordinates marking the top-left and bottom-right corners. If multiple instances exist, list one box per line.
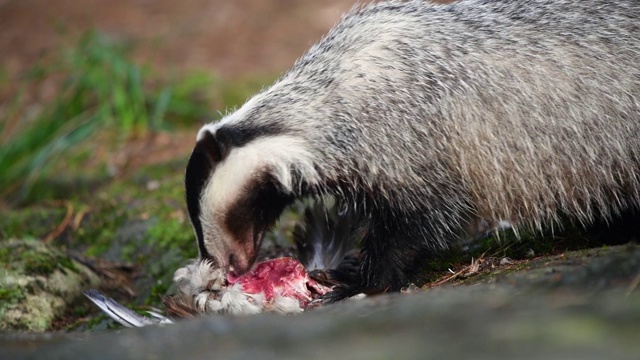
left=2, top=244, right=639, bottom=360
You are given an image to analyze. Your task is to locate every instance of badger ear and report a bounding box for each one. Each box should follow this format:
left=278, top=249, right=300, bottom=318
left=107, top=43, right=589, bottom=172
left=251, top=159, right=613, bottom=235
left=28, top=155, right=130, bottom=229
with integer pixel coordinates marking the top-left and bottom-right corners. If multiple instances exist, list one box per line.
left=197, top=130, right=222, bottom=163
left=213, top=127, right=237, bottom=160
left=197, top=127, right=237, bottom=163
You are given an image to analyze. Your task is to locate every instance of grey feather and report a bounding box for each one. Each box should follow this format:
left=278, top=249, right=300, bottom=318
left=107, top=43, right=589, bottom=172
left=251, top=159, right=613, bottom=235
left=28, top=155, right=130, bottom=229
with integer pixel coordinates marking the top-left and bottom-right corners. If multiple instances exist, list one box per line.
left=83, top=289, right=172, bottom=328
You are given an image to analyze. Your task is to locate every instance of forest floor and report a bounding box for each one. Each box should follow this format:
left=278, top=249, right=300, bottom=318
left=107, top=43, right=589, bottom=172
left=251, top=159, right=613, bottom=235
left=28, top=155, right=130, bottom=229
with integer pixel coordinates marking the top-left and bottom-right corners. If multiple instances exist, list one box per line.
left=0, top=2, right=638, bottom=359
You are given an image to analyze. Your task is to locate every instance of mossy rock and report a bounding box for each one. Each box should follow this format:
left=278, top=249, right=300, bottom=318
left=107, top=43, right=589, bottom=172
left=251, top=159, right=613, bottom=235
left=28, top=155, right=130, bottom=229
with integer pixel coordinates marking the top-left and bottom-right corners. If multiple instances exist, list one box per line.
left=0, top=239, right=101, bottom=332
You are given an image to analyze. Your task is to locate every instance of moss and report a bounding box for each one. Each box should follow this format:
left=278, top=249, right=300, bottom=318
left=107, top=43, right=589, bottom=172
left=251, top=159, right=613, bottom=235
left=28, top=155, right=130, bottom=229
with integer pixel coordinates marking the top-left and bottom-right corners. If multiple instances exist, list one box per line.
left=0, top=285, right=25, bottom=306
left=1, top=293, right=65, bottom=332
left=0, top=206, right=67, bottom=240
left=0, top=239, right=101, bottom=331
left=74, top=201, right=131, bottom=256
left=0, top=274, right=28, bottom=321
left=23, top=249, right=59, bottom=275
left=146, top=218, right=193, bottom=255
left=0, top=239, right=78, bottom=276
left=417, top=220, right=613, bottom=285
left=137, top=213, right=196, bottom=303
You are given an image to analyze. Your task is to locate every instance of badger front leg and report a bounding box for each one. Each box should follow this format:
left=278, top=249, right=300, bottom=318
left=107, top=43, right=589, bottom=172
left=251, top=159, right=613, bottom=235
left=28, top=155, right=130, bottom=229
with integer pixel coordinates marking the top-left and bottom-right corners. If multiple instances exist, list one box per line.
left=324, top=209, right=462, bottom=301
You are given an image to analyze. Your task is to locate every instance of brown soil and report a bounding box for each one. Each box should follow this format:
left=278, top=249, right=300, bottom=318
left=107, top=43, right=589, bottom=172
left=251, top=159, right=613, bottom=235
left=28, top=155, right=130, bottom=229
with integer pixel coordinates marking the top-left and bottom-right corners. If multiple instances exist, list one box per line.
left=0, top=0, right=361, bottom=80
left=0, top=0, right=371, bottom=168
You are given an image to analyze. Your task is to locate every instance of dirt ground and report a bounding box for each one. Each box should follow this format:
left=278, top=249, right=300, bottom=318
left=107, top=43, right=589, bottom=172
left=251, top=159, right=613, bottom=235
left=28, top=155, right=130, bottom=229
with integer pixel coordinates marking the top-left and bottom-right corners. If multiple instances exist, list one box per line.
left=0, top=0, right=363, bottom=80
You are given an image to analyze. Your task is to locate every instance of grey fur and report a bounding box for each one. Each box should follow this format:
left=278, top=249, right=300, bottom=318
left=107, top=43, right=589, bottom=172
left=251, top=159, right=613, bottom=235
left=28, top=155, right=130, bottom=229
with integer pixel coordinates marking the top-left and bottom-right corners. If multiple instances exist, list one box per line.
left=195, top=0, right=640, bottom=294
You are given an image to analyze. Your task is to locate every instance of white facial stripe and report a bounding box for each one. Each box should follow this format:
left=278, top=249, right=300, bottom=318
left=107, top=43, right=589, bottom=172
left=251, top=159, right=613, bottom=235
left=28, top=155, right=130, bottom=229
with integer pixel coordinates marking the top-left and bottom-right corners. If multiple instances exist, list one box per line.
left=203, top=134, right=319, bottom=205
left=199, top=134, right=320, bottom=265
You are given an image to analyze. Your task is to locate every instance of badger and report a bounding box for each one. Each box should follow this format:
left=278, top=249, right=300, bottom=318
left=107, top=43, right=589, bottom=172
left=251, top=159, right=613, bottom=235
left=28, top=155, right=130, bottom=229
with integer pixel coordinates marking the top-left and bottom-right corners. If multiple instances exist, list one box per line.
left=183, top=0, right=640, bottom=301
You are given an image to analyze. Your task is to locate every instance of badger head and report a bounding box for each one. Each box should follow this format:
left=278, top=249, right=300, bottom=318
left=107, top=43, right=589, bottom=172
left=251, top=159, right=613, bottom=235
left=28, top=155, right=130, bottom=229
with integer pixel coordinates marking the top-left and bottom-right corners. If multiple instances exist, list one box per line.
left=185, top=118, right=320, bottom=275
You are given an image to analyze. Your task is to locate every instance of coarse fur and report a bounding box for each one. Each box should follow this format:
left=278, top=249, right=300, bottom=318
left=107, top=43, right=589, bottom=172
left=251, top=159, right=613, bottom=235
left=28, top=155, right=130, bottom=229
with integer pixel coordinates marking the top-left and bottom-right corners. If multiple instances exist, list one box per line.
left=185, top=0, right=640, bottom=300
left=293, top=200, right=366, bottom=272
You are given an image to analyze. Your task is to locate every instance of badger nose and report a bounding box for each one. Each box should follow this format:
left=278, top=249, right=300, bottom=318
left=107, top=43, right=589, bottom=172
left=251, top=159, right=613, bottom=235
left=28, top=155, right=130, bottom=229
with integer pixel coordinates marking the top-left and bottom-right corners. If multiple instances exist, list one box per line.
left=229, top=253, right=251, bottom=275
left=228, top=254, right=236, bottom=272
left=229, top=254, right=246, bottom=275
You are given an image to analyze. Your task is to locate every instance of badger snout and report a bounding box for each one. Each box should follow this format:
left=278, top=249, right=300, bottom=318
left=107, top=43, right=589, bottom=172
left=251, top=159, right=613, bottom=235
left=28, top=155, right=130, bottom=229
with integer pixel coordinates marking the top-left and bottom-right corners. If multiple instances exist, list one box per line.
left=228, top=253, right=250, bottom=275
left=228, top=230, right=263, bottom=275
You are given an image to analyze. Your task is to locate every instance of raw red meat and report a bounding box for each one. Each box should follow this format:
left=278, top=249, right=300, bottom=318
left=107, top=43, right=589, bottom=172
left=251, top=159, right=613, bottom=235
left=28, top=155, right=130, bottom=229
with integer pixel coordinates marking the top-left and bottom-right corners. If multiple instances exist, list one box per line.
left=228, top=257, right=330, bottom=308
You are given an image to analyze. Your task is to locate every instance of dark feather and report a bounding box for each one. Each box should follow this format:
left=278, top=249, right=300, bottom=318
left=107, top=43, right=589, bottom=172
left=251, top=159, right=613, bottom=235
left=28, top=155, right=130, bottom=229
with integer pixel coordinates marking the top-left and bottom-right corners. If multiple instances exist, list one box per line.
left=293, top=201, right=368, bottom=288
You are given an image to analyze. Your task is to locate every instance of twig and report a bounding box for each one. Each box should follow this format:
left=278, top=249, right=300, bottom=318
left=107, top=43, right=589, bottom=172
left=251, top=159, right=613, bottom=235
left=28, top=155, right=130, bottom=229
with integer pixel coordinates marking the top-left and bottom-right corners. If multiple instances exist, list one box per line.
left=431, top=252, right=488, bottom=286
left=73, top=205, right=91, bottom=230
left=431, top=267, right=468, bottom=286
left=42, top=200, right=74, bottom=243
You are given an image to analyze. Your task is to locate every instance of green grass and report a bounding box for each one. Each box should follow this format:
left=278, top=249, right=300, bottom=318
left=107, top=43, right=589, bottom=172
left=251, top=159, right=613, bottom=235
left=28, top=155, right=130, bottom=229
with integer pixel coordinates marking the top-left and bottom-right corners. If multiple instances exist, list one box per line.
left=0, top=31, right=216, bottom=205
left=0, top=29, right=277, bottom=206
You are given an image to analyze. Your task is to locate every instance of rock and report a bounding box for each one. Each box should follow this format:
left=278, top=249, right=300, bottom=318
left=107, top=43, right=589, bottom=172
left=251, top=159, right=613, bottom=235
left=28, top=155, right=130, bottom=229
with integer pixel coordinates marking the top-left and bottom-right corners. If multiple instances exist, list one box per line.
left=0, top=239, right=101, bottom=331
left=1, top=244, right=640, bottom=359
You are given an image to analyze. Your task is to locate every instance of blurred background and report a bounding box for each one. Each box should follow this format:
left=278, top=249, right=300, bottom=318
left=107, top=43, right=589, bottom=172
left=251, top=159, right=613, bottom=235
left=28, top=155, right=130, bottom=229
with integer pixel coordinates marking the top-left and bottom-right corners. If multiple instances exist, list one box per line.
left=0, top=0, right=362, bottom=203
left=0, top=0, right=363, bottom=331
left=0, top=0, right=359, bottom=80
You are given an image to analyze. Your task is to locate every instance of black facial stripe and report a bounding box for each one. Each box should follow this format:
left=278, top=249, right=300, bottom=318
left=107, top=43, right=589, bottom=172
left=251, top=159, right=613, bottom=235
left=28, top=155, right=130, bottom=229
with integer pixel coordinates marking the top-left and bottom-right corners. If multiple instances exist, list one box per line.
left=185, top=141, right=216, bottom=259
left=225, top=173, right=294, bottom=249
left=219, top=123, right=287, bottom=150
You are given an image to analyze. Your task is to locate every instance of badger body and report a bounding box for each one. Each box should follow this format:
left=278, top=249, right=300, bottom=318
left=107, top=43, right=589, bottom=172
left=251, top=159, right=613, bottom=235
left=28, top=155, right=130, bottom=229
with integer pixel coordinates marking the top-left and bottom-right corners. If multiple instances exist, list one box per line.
left=185, top=0, right=640, bottom=300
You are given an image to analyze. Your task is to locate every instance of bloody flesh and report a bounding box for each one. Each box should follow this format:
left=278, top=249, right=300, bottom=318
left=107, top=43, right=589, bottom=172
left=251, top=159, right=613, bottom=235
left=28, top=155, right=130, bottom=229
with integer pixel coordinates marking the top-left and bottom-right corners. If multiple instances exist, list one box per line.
left=227, top=257, right=330, bottom=307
